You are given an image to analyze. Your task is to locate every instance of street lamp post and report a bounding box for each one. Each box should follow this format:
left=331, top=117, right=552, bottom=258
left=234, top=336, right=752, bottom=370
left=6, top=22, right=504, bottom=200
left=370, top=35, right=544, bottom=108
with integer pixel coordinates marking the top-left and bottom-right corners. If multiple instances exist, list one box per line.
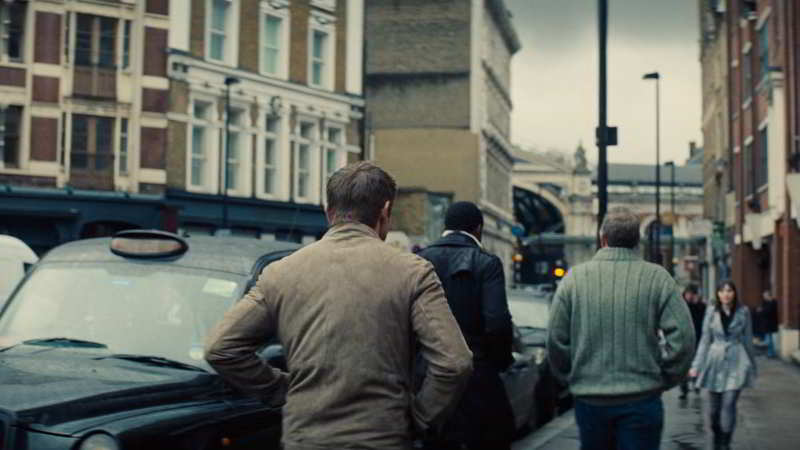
left=643, top=71, right=661, bottom=265
left=665, top=161, right=676, bottom=276
left=221, top=76, right=240, bottom=231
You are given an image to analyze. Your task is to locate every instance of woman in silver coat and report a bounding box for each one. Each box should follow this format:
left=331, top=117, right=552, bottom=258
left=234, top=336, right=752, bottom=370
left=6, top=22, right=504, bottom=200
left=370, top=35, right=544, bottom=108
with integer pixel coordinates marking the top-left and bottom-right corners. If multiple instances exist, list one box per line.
left=689, top=280, right=757, bottom=450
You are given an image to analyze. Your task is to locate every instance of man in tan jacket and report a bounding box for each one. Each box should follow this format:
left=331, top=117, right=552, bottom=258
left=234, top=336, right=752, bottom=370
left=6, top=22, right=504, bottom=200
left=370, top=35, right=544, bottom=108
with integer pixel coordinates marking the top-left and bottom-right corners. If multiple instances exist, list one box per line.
left=206, top=162, right=473, bottom=450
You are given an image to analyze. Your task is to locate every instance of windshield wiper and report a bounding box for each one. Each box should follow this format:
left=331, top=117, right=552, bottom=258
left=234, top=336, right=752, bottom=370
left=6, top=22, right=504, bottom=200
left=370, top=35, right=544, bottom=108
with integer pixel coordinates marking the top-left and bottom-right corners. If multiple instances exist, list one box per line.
left=96, top=354, right=207, bottom=372
left=21, top=337, right=108, bottom=349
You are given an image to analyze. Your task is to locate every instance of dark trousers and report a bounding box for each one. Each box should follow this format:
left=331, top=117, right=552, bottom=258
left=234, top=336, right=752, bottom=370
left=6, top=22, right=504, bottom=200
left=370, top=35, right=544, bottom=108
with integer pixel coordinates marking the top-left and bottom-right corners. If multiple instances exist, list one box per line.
left=574, top=395, right=664, bottom=450
left=709, top=390, right=741, bottom=435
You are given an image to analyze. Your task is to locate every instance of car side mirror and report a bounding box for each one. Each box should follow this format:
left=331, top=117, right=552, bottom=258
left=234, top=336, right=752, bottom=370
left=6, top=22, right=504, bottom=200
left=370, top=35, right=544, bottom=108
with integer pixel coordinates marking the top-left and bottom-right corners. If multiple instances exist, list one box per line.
left=259, top=343, right=287, bottom=371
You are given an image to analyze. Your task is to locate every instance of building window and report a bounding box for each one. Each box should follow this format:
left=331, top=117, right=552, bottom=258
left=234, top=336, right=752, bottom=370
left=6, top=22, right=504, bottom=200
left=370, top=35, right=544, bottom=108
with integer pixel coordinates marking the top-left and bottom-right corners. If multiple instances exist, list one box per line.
left=225, top=108, right=249, bottom=194
left=0, top=2, right=26, bottom=62
left=190, top=101, right=212, bottom=189
left=757, top=127, right=768, bottom=189
left=263, top=116, right=280, bottom=196
left=122, top=20, right=131, bottom=69
left=76, top=14, right=117, bottom=68
left=310, top=30, right=328, bottom=87
left=261, top=14, right=283, bottom=76
left=294, top=121, right=317, bottom=201
left=208, top=0, right=232, bottom=63
left=324, top=126, right=343, bottom=179
left=71, top=114, right=114, bottom=171
left=0, top=106, right=22, bottom=168
left=119, top=118, right=129, bottom=174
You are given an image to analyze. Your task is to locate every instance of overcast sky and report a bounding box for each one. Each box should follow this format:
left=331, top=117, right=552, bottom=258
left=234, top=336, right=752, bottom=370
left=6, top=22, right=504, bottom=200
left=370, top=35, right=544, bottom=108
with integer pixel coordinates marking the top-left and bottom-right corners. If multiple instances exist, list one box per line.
left=505, top=0, right=702, bottom=166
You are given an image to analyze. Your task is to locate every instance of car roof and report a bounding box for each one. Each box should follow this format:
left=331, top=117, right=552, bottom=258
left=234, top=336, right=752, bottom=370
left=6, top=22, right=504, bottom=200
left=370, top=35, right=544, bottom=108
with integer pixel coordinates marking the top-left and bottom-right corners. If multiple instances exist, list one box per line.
left=0, top=235, right=38, bottom=263
left=40, top=235, right=302, bottom=275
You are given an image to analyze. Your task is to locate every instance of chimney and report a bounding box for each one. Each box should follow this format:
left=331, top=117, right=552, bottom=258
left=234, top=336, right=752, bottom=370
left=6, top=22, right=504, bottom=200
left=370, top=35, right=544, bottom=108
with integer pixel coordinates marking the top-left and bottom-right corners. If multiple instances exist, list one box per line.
left=689, top=141, right=697, bottom=157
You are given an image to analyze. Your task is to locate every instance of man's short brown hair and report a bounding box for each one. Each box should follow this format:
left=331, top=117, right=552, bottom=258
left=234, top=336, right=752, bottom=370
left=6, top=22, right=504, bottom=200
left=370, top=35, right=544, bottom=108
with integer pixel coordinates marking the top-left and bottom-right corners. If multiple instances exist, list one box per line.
left=600, top=206, right=641, bottom=249
left=326, top=161, right=397, bottom=227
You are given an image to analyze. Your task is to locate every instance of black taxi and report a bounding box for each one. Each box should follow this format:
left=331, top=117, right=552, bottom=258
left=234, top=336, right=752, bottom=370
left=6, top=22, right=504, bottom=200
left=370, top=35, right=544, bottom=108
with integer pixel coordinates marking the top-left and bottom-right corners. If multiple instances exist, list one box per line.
left=0, top=230, right=299, bottom=450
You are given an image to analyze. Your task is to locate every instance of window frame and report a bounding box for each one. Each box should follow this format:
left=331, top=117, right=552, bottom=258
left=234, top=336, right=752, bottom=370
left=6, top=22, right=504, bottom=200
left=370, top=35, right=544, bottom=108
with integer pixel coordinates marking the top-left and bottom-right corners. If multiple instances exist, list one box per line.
left=0, top=105, right=23, bottom=169
left=188, top=99, right=216, bottom=193
left=206, top=0, right=240, bottom=66
left=0, top=2, right=27, bottom=63
left=260, top=3, right=290, bottom=79
left=119, top=118, right=129, bottom=175
left=307, top=12, right=336, bottom=90
left=292, top=119, right=320, bottom=203
left=223, top=106, right=252, bottom=197
left=257, top=114, right=284, bottom=199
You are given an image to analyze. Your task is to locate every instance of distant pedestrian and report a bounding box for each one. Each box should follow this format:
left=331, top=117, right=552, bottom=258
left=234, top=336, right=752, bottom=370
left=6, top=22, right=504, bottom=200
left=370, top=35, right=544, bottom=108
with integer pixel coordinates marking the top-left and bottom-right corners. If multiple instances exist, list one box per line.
left=206, top=162, right=473, bottom=450
left=680, top=285, right=706, bottom=398
left=760, top=290, right=779, bottom=358
left=417, top=201, right=515, bottom=450
left=690, top=280, right=757, bottom=449
left=547, top=207, right=696, bottom=450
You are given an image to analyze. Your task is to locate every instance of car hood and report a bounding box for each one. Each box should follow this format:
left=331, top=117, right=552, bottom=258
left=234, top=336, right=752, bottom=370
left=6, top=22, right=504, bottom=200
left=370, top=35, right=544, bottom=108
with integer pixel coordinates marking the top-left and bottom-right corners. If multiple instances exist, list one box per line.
left=0, top=345, right=222, bottom=427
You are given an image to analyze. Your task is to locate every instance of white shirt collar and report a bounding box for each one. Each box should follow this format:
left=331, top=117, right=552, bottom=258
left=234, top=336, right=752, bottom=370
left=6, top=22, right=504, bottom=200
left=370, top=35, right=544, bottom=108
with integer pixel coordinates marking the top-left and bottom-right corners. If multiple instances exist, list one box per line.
left=442, top=230, right=483, bottom=248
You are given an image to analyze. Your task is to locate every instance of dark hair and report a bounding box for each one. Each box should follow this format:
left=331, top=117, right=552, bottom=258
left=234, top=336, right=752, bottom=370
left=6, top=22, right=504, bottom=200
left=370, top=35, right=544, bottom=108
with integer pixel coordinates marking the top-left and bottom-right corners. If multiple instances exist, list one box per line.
left=715, top=280, right=738, bottom=311
left=444, top=201, right=483, bottom=232
left=326, top=161, right=397, bottom=227
left=600, top=207, right=640, bottom=249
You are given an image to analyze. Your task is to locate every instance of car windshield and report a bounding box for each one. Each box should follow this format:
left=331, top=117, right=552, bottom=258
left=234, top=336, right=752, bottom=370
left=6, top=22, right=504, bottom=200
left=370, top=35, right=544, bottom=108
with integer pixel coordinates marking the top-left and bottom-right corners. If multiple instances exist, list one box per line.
left=0, top=262, right=246, bottom=371
left=508, top=294, right=549, bottom=330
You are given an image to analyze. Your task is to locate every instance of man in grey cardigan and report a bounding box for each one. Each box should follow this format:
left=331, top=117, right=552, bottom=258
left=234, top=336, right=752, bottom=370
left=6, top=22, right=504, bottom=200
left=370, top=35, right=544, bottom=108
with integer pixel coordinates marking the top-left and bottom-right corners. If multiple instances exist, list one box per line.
left=547, top=207, right=695, bottom=450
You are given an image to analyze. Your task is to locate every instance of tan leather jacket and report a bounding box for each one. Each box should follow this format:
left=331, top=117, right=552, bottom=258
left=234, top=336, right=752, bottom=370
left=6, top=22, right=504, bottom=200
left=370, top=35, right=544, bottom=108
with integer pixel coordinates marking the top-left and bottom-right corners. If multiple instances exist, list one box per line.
left=206, top=222, right=473, bottom=450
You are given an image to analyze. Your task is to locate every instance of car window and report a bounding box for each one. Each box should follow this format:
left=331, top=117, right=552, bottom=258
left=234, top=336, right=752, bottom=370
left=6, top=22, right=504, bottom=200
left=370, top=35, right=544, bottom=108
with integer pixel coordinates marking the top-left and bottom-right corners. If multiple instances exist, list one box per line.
left=508, top=297, right=549, bottom=330
left=0, top=262, right=246, bottom=371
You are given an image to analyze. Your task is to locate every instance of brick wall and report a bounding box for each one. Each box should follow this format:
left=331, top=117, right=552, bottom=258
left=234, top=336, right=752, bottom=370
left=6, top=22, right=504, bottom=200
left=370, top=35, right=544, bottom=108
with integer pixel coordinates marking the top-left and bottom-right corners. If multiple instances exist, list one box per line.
left=146, top=0, right=169, bottom=16
left=169, top=80, right=190, bottom=114
left=0, top=174, right=56, bottom=187
left=32, top=76, right=59, bottom=103
left=140, top=127, right=167, bottom=169
left=335, top=0, right=347, bottom=93
left=366, top=0, right=471, bottom=75
left=239, top=0, right=260, bottom=73
left=289, top=0, right=311, bottom=84
left=34, top=12, right=61, bottom=64
left=144, top=27, right=168, bottom=77
left=166, top=121, right=188, bottom=189
left=391, top=190, right=427, bottom=237
left=190, top=0, right=206, bottom=59
left=0, top=67, right=26, bottom=87
left=367, top=75, right=470, bottom=129
left=29, top=117, right=58, bottom=161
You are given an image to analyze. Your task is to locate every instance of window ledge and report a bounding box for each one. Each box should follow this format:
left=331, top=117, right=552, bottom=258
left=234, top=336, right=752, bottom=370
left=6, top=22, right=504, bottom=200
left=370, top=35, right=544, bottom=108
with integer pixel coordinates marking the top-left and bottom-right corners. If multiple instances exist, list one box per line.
left=742, top=97, right=753, bottom=110
left=757, top=184, right=768, bottom=194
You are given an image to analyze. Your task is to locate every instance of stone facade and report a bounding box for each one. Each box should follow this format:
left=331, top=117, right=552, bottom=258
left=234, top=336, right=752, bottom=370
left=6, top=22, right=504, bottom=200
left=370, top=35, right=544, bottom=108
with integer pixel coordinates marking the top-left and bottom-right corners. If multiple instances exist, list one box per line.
left=366, top=0, right=520, bottom=278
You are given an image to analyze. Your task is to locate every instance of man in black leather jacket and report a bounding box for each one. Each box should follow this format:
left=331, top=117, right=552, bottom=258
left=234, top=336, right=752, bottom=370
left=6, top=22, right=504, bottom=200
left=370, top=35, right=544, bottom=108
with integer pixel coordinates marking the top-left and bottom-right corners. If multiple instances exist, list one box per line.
left=417, top=201, right=515, bottom=450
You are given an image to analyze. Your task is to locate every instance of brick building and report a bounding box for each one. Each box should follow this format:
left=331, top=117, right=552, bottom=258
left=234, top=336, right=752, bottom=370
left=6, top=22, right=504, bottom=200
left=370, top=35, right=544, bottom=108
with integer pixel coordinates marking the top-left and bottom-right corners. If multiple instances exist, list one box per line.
left=699, top=0, right=732, bottom=291
left=0, top=0, right=171, bottom=252
left=166, top=0, right=365, bottom=242
left=715, top=0, right=800, bottom=358
left=365, top=0, right=521, bottom=271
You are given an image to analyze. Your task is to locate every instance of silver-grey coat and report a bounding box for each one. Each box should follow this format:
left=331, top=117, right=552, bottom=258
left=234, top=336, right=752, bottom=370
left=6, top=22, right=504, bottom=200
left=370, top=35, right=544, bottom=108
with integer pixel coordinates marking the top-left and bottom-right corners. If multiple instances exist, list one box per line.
left=691, top=305, right=757, bottom=392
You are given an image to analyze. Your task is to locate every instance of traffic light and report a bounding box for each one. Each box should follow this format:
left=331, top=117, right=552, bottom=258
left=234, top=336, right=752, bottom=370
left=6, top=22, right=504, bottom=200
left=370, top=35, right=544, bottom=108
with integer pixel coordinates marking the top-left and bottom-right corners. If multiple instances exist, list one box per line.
left=553, top=260, right=567, bottom=279
left=512, top=253, right=523, bottom=284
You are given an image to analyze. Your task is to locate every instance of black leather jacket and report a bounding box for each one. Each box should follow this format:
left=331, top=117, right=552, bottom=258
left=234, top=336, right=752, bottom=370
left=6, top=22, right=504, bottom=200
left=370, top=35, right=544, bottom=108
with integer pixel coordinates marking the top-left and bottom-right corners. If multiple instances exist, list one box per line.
left=418, top=232, right=513, bottom=371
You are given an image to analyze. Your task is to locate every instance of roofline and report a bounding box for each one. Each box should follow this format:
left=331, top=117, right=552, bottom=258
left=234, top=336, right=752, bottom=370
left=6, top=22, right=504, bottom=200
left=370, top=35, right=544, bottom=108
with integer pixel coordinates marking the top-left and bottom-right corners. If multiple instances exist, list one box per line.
left=486, top=0, right=522, bottom=54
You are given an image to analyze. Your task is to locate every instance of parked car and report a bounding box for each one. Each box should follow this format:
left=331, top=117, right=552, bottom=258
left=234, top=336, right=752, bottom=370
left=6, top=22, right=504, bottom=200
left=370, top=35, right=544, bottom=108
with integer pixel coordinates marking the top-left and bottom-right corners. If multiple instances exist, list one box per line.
left=0, top=235, right=38, bottom=308
left=0, top=230, right=299, bottom=450
left=507, top=289, right=571, bottom=427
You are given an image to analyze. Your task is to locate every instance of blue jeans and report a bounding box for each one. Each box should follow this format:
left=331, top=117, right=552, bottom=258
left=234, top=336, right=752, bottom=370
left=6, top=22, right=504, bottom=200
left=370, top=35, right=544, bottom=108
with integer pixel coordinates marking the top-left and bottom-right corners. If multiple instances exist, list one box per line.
left=574, top=394, right=664, bottom=450
left=765, top=332, right=777, bottom=357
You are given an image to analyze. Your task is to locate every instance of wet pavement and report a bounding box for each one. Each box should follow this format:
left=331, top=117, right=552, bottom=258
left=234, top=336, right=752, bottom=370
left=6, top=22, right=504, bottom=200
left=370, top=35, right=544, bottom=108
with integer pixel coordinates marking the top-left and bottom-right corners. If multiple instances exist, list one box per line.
left=514, top=355, right=800, bottom=449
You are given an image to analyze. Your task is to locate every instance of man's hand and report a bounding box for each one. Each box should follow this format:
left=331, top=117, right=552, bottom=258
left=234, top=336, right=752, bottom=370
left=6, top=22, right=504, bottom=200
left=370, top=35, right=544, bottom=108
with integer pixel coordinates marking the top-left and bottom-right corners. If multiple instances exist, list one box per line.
left=688, top=368, right=698, bottom=378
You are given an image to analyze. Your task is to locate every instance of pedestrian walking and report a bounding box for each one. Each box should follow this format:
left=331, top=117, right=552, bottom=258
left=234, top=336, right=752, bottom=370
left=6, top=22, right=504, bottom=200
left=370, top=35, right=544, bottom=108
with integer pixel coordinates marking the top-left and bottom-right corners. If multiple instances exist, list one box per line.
left=680, top=285, right=706, bottom=398
left=547, top=207, right=696, bottom=450
left=205, top=162, right=474, bottom=450
left=689, top=280, right=757, bottom=449
left=417, top=201, right=515, bottom=450
left=760, top=290, right=779, bottom=358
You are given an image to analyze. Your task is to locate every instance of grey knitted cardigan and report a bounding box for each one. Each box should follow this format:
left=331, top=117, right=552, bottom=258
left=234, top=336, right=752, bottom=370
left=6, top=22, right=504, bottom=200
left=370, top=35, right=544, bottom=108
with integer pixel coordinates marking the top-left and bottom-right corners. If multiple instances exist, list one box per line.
left=547, top=247, right=696, bottom=398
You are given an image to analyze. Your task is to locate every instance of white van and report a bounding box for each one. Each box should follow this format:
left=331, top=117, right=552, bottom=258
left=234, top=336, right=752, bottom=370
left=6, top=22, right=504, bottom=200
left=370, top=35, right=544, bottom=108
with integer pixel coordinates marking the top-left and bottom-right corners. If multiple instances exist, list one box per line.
left=0, top=235, right=38, bottom=306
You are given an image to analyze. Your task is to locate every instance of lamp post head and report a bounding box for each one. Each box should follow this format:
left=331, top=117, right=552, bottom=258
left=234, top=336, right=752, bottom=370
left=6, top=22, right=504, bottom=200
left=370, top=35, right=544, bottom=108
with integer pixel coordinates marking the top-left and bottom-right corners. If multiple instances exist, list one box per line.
left=224, top=76, right=240, bottom=86
left=643, top=72, right=660, bottom=80
left=665, top=161, right=674, bottom=167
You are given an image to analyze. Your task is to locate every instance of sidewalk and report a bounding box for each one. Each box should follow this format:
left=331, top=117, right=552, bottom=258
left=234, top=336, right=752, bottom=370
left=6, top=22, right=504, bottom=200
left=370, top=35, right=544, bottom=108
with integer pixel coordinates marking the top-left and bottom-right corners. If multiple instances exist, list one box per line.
left=513, top=355, right=800, bottom=450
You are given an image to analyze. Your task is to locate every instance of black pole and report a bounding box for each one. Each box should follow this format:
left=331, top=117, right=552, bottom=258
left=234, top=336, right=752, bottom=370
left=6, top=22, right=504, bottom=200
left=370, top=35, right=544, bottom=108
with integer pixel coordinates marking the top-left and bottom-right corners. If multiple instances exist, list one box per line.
left=597, top=0, right=608, bottom=247
left=670, top=162, right=675, bottom=275
left=222, top=76, right=240, bottom=231
left=655, top=77, right=661, bottom=265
